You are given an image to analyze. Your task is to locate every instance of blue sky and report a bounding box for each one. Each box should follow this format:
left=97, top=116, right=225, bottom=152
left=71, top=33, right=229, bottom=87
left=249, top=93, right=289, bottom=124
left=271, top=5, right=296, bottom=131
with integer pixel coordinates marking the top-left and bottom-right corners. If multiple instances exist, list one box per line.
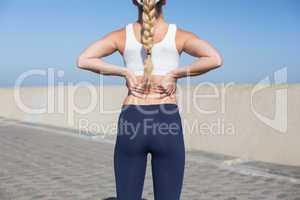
left=0, top=0, right=299, bottom=87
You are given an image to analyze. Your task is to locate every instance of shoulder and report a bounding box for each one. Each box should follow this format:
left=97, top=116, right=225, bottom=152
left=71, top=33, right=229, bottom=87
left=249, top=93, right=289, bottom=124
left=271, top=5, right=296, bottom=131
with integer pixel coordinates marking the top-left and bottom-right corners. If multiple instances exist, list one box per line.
left=176, top=26, right=201, bottom=43
left=103, top=26, right=126, bottom=42
left=99, top=26, right=127, bottom=50
left=175, top=26, right=202, bottom=52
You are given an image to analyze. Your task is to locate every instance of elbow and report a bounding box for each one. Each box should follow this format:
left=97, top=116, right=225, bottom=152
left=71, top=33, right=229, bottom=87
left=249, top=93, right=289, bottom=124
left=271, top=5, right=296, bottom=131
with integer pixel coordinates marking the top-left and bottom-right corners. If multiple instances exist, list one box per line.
left=213, top=53, right=223, bottom=68
left=76, top=56, right=88, bottom=69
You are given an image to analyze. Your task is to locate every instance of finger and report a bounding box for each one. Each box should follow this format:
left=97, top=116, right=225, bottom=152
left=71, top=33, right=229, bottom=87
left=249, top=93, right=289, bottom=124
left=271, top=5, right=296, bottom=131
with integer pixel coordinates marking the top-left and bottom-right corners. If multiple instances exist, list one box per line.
left=170, top=87, right=176, bottom=95
left=131, top=86, right=146, bottom=93
left=166, top=86, right=174, bottom=96
left=134, top=83, right=149, bottom=90
left=131, top=91, right=146, bottom=98
left=150, top=87, right=165, bottom=94
left=155, top=84, right=167, bottom=92
left=158, top=93, right=169, bottom=99
left=170, top=86, right=176, bottom=95
left=149, top=84, right=165, bottom=93
left=129, top=85, right=143, bottom=92
left=170, top=88, right=175, bottom=96
left=166, top=88, right=172, bottom=96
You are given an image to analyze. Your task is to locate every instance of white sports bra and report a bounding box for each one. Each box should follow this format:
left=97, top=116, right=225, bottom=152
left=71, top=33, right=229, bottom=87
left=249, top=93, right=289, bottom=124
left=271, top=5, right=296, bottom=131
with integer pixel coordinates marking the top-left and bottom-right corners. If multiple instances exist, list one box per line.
left=122, top=23, right=180, bottom=76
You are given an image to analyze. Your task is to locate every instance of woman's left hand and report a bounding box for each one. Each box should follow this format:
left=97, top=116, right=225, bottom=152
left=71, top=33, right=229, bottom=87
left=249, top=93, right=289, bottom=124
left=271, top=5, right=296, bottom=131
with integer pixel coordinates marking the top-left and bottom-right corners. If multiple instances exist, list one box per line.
left=157, top=72, right=177, bottom=96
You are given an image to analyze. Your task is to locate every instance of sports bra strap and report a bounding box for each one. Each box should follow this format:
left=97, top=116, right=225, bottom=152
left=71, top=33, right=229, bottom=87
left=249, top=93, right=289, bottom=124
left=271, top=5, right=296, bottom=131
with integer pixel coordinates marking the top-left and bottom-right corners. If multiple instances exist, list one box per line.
left=127, top=23, right=177, bottom=47
left=123, top=22, right=180, bottom=76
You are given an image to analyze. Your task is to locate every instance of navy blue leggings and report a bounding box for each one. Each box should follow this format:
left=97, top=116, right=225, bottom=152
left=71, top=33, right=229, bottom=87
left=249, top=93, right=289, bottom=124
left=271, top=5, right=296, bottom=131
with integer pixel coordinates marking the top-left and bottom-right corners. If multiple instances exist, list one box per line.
left=114, top=104, right=185, bottom=200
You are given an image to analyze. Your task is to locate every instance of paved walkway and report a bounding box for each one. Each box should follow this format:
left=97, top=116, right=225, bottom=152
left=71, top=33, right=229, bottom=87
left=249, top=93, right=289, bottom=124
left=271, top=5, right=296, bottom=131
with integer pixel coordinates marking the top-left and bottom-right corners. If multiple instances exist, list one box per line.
left=0, top=117, right=300, bottom=200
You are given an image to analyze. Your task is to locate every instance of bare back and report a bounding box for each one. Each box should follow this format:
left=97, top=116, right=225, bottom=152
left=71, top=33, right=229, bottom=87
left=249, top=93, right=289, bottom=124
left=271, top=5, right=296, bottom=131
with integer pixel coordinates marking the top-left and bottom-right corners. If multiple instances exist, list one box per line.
left=114, top=22, right=189, bottom=105
left=77, top=21, right=222, bottom=106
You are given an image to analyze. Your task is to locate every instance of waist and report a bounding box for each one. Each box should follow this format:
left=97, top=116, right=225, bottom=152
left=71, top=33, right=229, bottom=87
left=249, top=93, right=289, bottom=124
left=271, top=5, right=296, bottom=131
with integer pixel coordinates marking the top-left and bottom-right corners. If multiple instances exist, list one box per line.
left=123, top=74, right=178, bottom=105
left=121, top=103, right=179, bottom=115
left=123, top=94, right=177, bottom=106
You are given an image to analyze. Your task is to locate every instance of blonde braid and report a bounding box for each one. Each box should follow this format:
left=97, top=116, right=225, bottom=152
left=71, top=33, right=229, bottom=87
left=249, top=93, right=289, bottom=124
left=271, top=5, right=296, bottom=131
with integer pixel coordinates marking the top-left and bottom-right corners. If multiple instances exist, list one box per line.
left=142, top=0, right=156, bottom=91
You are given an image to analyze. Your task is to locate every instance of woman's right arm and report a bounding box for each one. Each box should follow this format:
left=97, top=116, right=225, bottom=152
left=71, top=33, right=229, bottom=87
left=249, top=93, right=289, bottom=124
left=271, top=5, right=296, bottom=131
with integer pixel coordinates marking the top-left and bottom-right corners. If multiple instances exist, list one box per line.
left=77, top=29, right=149, bottom=98
left=76, top=29, right=128, bottom=77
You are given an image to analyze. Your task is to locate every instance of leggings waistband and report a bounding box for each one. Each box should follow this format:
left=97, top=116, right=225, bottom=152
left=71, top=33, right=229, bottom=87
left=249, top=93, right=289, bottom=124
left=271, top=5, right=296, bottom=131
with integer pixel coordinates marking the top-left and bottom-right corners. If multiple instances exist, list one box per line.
left=121, top=103, right=179, bottom=115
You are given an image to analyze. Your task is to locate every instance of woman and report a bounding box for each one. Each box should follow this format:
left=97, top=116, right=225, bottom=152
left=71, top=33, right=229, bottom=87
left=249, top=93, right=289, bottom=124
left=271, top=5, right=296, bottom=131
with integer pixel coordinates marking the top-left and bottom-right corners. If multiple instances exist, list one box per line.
left=77, top=0, right=223, bottom=199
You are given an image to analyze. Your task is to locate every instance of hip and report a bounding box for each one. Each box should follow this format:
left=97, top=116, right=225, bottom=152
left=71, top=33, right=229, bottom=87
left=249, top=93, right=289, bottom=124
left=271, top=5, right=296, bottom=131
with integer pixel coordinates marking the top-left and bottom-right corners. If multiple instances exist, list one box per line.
left=117, top=103, right=183, bottom=137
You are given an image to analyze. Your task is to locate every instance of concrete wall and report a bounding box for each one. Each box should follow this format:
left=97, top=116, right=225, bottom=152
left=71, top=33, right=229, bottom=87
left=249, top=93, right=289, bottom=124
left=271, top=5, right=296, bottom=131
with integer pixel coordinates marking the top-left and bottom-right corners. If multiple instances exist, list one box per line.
left=1, top=84, right=299, bottom=166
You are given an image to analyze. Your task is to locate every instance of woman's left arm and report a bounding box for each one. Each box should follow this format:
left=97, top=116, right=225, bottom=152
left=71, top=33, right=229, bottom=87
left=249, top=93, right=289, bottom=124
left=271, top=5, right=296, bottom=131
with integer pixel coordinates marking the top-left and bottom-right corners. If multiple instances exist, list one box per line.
left=168, top=30, right=223, bottom=79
